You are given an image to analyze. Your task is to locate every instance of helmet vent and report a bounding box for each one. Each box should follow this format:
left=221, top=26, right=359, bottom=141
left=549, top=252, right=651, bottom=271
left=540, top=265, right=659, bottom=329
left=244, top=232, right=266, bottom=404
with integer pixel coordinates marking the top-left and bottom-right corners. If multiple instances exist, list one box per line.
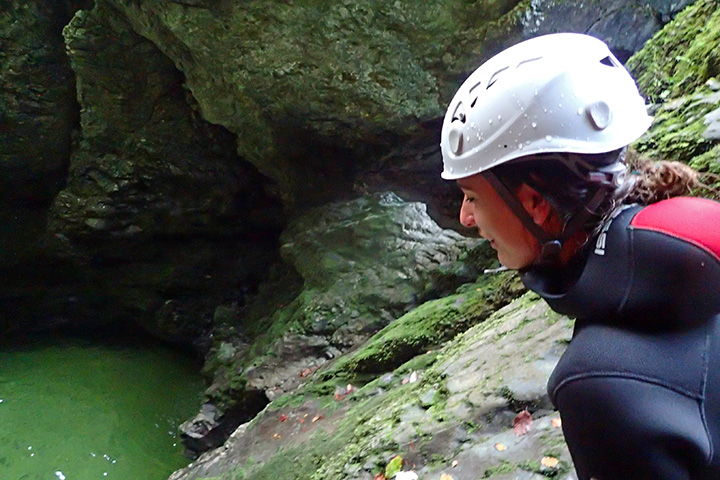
left=516, top=56, right=542, bottom=68
left=600, top=55, right=619, bottom=67
left=487, top=67, right=508, bottom=89
left=452, top=103, right=466, bottom=123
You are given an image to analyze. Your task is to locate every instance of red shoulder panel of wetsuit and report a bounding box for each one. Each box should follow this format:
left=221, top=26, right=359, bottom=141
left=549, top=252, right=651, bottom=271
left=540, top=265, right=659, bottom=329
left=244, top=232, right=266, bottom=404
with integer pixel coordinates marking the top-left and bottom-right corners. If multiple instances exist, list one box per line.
left=630, top=197, right=720, bottom=263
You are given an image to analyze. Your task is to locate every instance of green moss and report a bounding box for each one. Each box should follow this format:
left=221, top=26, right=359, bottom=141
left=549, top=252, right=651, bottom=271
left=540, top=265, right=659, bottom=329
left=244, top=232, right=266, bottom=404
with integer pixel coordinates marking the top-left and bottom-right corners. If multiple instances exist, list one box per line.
left=634, top=96, right=716, bottom=163
left=628, top=0, right=720, bottom=103
left=311, top=273, right=523, bottom=388
left=483, top=460, right=516, bottom=478
left=689, top=145, right=720, bottom=199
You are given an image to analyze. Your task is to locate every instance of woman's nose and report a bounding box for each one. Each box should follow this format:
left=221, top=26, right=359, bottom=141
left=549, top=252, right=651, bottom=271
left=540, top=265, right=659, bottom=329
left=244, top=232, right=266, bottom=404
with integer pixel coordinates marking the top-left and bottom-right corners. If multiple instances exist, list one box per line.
left=459, top=196, right=476, bottom=228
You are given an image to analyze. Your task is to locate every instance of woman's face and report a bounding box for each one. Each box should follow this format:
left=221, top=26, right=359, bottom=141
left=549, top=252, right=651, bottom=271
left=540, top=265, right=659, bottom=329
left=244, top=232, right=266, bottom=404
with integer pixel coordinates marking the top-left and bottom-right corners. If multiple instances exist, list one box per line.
left=457, top=174, right=543, bottom=270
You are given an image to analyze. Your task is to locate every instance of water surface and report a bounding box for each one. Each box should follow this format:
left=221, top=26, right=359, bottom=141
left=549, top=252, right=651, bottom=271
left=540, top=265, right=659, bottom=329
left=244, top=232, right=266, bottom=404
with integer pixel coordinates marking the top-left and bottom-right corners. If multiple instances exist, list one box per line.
left=0, top=336, right=204, bottom=480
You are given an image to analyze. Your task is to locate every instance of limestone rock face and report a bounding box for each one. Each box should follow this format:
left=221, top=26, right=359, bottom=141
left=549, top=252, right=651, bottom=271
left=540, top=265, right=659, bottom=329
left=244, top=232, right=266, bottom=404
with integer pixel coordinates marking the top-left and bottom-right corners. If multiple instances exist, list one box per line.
left=54, top=4, right=281, bottom=241
left=170, top=293, right=575, bottom=480
left=1, top=0, right=696, bottom=334
left=628, top=0, right=720, bottom=196
left=518, top=0, right=696, bottom=62
left=0, top=1, right=80, bottom=204
left=246, top=193, right=487, bottom=390
left=193, top=193, right=491, bottom=450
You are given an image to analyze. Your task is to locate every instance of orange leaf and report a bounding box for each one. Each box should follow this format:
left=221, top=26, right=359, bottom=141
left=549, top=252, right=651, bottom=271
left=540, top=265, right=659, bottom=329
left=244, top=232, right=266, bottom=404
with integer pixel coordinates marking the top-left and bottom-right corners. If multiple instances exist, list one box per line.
left=551, top=417, right=562, bottom=428
left=494, top=443, right=507, bottom=451
left=279, top=414, right=288, bottom=422
left=441, top=474, right=454, bottom=480
left=541, top=456, right=559, bottom=468
left=312, top=415, right=324, bottom=423
left=513, top=408, right=533, bottom=436
left=451, top=459, right=459, bottom=468
left=373, top=474, right=386, bottom=480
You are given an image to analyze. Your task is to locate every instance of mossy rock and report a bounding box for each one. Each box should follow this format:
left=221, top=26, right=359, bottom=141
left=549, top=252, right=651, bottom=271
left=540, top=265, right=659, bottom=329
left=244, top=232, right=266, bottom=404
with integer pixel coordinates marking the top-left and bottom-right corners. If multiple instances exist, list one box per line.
left=628, top=0, right=720, bottom=103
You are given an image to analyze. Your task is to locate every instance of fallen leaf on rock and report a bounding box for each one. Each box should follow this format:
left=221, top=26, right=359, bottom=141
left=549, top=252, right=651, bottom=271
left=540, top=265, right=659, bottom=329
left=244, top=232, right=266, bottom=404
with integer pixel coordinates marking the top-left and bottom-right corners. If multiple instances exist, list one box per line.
left=312, top=415, right=324, bottom=423
left=272, top=433, right=281, bottom=439
left=409, top=371, right=418, bottom=383
left=441, top=474, right=455, bottom=480
left=299, top=367, right=315, bottom=378
left=278, top=414, right=288, bottom=422
left=334, top=387, right=346, bottom=401
left=541, top=456, right=560, bottom=468
left=373, top=474, right=386, bottom=480
left=494, top=443, right=507, bottom=451
left=346, top=384, right=355, bottom=394
left=385, top=456, right=403, bottom=478
left=513, top=408, right=533, bottom=436
left=451, top=459, right=459, bottom=468
left=551, top=417, right=562, bottom=428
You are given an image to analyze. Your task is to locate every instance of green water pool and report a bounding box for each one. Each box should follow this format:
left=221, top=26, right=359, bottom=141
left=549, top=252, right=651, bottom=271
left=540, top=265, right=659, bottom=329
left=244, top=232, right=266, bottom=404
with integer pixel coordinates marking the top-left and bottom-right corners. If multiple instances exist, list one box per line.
left=0, top=336, right=205, bottom=480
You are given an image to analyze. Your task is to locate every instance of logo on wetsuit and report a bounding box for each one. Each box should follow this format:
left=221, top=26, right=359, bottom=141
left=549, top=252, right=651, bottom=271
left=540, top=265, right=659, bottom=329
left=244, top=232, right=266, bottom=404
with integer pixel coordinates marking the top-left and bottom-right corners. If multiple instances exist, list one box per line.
left=594, top=205, right=632, bottom=256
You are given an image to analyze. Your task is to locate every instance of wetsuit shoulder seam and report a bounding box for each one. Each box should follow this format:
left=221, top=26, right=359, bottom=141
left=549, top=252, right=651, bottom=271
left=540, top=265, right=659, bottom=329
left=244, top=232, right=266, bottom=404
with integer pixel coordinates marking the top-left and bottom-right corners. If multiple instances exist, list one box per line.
left=551, top=371, right=704, bottom=401
left=629, top=225, right=720, bottom=266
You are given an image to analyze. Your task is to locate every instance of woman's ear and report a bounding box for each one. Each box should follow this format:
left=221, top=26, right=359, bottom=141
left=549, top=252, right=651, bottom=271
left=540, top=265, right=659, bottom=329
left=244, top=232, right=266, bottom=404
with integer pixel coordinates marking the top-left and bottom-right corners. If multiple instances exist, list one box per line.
left=516, top=184, right=552, bottom=226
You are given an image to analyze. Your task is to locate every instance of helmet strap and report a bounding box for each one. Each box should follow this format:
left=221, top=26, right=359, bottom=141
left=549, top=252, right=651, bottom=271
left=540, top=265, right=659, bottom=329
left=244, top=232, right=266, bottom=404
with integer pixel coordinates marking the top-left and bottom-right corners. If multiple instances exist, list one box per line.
left=483, top=171, right=562, bottom=265
left=483, top=170, right=608, bottom=267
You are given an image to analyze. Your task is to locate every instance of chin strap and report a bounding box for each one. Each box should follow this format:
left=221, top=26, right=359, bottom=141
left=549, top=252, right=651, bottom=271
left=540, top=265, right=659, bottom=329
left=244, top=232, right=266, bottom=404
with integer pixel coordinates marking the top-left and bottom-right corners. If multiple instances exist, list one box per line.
left=483, top=170, right=608, bottom=267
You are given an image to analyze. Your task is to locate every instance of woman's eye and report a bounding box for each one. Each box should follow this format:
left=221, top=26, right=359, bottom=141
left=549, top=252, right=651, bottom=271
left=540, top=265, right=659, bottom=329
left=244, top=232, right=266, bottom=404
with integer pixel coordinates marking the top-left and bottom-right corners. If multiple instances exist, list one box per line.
left=465, top=196, right=475, bottom=203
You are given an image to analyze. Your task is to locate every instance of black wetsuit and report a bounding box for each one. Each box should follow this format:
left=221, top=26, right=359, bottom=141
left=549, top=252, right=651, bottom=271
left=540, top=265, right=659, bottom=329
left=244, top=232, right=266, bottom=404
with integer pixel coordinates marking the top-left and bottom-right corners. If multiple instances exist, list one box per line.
left=521, top=196, right=720, bottom=480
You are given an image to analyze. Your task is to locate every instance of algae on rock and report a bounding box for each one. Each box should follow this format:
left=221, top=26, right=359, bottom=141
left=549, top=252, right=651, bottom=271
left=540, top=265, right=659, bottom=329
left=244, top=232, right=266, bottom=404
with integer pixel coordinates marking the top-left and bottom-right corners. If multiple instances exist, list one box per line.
left=628, top=0, right=720, bottom=196
left=170, top=292, right=575, bottom=480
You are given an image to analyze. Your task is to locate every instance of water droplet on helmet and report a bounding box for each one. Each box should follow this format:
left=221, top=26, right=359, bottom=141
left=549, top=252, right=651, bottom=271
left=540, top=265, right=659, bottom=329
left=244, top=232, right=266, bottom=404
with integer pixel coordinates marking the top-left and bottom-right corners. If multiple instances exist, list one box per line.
left=545, top=135, right=552, bottom=142
left=518, top=143, right=524, bottom=149
left=497, top=115, right=502, bottom=121
left=532, top=122, right=537, bottom=128
left=534, top=89, right=539, bottom=96
left=577, top=108, right=584, bottom=115
left=488, top=119, right=493, bottom=125
left=558, top=103, right=563, bottom=108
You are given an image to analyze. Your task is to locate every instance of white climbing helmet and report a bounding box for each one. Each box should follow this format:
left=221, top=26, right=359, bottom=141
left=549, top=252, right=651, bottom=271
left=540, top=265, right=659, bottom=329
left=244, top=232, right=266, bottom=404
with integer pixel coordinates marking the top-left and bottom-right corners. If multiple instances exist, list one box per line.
left=441, top=33, right=653, bottom=180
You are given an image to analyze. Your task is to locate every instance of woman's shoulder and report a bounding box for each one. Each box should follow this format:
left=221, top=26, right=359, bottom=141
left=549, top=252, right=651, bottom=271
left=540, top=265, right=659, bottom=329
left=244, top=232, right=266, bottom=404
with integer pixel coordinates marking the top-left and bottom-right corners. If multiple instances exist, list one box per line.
left=629, top=196, right=720, bottom=262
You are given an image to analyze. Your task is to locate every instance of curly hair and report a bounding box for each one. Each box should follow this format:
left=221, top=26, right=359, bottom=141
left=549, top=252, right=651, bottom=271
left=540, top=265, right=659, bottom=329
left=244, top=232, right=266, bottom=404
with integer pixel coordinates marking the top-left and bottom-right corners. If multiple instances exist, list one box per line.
left=624, top=153, right=700, bottom=205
